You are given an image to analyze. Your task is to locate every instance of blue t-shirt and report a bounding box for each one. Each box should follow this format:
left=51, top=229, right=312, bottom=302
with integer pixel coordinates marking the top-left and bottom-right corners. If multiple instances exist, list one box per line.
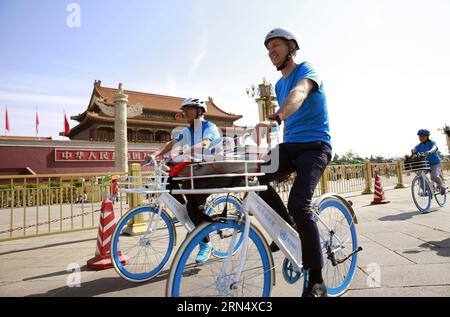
left=414, top=141, right=440, bottom=165
left=175, top=120, right=221, bottom=151
left=275, top=62, right=331, bottom=147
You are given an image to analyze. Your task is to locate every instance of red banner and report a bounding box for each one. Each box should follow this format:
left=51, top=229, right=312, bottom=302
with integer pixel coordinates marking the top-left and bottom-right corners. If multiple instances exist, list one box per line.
left=64, top=113, right=70, bottom=136
left=54, top=149, right=155, bottom=162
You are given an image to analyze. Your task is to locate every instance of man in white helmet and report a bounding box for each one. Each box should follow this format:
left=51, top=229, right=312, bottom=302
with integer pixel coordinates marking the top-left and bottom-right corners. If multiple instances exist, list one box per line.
left=153, top=98, right=221, bottom=264
left=154, top=98, right=218, bottom=160
left=256, top=28, right=332, bottom=297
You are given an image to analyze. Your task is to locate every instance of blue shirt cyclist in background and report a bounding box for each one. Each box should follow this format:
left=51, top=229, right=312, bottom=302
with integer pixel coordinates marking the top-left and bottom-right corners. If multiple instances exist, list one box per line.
left=412, top=129, right=447, bottom=195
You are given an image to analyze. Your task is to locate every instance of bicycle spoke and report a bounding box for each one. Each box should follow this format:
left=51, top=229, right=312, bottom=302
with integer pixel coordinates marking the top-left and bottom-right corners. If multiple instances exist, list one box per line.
left=172, top=222, right=271, bottom=297
left=315, top=197, right=358, bottom=295
left=112, top=208, right=174, bottom=280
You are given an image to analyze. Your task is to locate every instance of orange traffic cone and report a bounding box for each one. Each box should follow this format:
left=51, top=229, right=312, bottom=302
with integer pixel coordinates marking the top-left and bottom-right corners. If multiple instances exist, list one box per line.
left=371, top=173, right=390, bottom=205
left=87, top=199, right=128, bottom=270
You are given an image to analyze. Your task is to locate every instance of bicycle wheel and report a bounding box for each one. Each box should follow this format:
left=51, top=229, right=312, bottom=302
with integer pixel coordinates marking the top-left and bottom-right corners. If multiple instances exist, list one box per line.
left=315, top=196, right=358, bottom=296
left=205, top=194, right=242, bottom=218
left=411, top=176, right=432, bottom=213
left=205, top=194, right=244, bottom=258
left=111, top=205, right=176, bottom=282
left=166, top=220, right=274, bottom=297
left=435, top=188, right=447, bottom=207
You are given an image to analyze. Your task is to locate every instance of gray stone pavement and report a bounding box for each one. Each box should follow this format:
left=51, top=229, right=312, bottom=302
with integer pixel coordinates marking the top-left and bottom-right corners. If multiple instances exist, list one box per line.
left=0, top=185, right=449, bottom=297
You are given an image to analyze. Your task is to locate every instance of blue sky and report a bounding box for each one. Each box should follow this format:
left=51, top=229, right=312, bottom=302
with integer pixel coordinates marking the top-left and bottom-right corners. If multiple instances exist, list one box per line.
left=0, top=0, right=449, bottom=158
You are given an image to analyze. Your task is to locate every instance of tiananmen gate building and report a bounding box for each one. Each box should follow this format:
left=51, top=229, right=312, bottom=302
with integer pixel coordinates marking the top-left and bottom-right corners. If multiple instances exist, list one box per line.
left=0, top=80, right=244, bottom=175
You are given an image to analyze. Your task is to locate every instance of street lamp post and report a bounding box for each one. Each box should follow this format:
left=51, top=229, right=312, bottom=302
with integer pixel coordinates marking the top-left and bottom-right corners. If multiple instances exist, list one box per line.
left=246, top=78, right=279, bottom=148
left=246, top=77, right=277, bottom=122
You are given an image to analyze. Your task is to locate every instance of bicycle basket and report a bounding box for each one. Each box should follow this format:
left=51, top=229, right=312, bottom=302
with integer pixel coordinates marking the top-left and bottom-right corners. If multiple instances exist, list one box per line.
left=171, top=159, right=266, bottom=195
left=175, top=160, right=260, bottom=178
left=403, top=157, right=429, bottom=171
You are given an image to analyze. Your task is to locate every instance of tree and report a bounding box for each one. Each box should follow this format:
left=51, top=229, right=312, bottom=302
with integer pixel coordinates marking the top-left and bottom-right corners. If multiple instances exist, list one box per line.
left=374, top=155, right=385, bottom=162
left=342, top=149, right=358, bottom=161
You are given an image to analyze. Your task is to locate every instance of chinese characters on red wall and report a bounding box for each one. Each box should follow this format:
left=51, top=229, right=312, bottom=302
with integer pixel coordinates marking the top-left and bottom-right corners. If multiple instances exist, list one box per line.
left=54, top=149, right=154, bottom=162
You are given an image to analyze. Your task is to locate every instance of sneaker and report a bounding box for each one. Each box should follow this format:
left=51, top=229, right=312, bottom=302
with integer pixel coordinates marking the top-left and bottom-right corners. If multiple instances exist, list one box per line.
left=195, top=242, right=212, bottom=264
left=302, top=282, right=328, bottom=297
left=440, top=187, right=447, bottom=195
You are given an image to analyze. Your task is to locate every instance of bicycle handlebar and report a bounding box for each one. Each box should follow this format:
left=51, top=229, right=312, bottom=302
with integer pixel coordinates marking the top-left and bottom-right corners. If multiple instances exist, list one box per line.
left=413, top=152, right=428, bottom=158
left=405, top=152, right=430, bottom=162
left=143, top=155, right=171, bottom=176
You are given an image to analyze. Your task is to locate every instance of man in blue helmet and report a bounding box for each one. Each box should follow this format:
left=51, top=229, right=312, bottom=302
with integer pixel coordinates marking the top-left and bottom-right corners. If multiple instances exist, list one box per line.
left=256, top=28, right=332, bottom=297
left=412, top=129, right=446, bottom=195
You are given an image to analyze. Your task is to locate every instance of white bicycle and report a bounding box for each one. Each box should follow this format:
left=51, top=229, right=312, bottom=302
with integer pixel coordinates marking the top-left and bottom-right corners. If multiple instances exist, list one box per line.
left=110, top=156, right=243, bottom=282
left=166, top=159, right=362, bottom=297
left=405, top=152, right=447, bottom=213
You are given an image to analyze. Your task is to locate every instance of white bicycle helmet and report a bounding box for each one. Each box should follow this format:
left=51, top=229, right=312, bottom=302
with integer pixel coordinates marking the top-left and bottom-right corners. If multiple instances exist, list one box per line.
left=264, top=28, right=300, bottom=71
left=180, top=98, right=207, bottom=113
left=264, top=28, right=300, bottom=51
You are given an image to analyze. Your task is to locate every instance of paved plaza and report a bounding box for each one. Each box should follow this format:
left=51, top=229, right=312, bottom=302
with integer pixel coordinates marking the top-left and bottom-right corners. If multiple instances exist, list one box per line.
left=0, top=185, right=449, bottom=297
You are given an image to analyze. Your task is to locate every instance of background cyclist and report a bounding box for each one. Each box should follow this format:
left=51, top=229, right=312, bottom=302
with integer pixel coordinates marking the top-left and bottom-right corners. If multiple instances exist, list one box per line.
left=412, top=129, right=446, bottom=195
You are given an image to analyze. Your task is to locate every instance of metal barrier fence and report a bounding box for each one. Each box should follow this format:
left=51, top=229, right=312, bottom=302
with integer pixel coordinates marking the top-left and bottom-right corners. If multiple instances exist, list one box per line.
left=443, top=161, right=450, bottom=171
left=274, top=160, right=450, bottom=204
left=0, top=172, right=127, bottom=242
left=372, top=162, right=398, bottom=187
left=326, top=164, right=366, bottom=194
left=1, top=160, right=449, bottom=241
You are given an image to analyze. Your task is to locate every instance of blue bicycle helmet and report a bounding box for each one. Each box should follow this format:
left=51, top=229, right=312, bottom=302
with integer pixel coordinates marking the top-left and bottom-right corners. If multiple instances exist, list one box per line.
left=417, top=129, right=430, bottom=136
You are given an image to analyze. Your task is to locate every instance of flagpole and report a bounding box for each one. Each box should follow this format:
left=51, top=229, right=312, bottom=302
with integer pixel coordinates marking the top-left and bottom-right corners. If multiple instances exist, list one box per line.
left=5, top=105, right=7, bottom=136
left=64, top=109, right=68, bottom=139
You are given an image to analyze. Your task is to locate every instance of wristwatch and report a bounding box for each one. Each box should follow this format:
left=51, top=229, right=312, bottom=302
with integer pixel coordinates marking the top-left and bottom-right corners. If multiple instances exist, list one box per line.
left=270, top=113, right=282, bottom=125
